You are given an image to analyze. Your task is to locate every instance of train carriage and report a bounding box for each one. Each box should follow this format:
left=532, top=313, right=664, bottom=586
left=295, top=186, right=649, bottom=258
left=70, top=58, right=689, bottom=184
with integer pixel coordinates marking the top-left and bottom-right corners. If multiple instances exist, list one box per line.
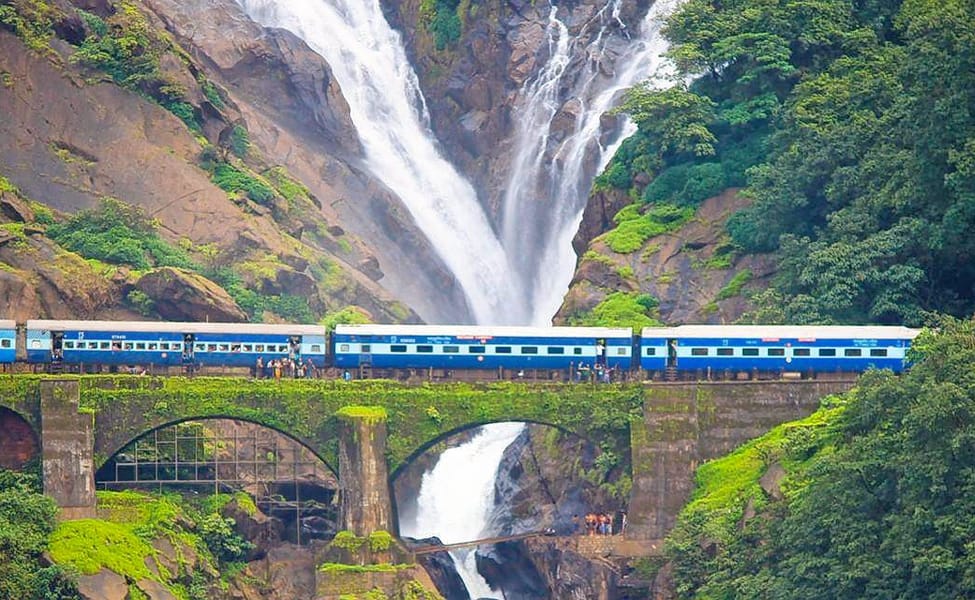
left=0, top=320, right=16, bottom=364
left=642, top=325, right=919, bottom=376
left=333, top=324, right=633, bottom=371
left=26, top=320, right=327, bottom=370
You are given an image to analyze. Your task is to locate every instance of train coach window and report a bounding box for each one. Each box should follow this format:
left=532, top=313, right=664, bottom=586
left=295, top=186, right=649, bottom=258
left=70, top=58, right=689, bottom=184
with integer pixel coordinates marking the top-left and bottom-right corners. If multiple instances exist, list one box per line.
left=160, top=343, right=170, bottom=351
left=207, top=344, right=218, bottom=352
left=242, top=344, right=252, bottom=352
left=645, top=348, right=657, bottom=356
left=691, top=348, right=709, bottom=356
left=417, top=345, right=434, bottom=353
left=716, top=348, right=734, bottom=356
left=742, top=348, right=759, bottom=356
left=793, top=348, right=811, bottom=356
left=574, top=348, right=583, bottom=355
left=93, top=342, right=103, bottom=350
left=147, top=343, right=157, bottom=350
left=819, top=348, right=836, bottom=357
left=522, top=346, right=538, bottom=354
left=310, top=345, right=322, bottom=353
left=255, top=344, right=264, bottom=352
left=844, top=349, right=862, bottom=357
left=495, top=346, right=512, bottom=354
left=768, top=348, right=785, bottom=356
left=195, top=343, right=205, bottom=352
left=218, top=344, right=230, bottom=352
left=870, top=349, right=888, bottom=357
left=136, top=343, right=146, bottom=350
left=123, top=343, right=133, bottom=350
left=616, top=348, right=627, bottom=355
left=547, top=347, right=565, bottom=355
left=361, top=344, right=371, bottom=353
left=468, top=346, right=485, bottom=354
left=391, top=345, right=408, bottom=353
left=63, top=341, right=74, bottom=349
left=443, top=346, right=459, bottom=353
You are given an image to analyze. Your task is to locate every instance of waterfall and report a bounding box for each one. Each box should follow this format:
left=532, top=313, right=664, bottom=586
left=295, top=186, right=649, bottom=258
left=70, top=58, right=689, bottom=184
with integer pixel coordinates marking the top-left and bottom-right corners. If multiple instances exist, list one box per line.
left=400, top=423, right=526, bottom=600
left=235, top=0, right=526, bottom=325
left=500, top=0, right=682, bottom=324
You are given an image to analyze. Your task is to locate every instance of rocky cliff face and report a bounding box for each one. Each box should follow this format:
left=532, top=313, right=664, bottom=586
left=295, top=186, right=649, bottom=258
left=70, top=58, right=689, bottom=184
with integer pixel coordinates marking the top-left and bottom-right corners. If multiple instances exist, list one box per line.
left=383, top=0, right=651, bottom=218
left=0, top=0, right=466, bottom=323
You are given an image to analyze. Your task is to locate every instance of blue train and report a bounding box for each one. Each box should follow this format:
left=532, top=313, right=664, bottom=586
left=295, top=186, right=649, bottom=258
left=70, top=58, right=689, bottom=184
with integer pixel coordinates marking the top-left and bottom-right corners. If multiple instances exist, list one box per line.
left=0, top=320, right=919, bottom=378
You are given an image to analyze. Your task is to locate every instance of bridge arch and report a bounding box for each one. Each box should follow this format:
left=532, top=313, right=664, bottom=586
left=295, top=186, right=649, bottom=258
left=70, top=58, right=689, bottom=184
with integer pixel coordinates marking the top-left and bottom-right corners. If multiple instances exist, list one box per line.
left=389, top=418, right=592, bottom=483
left=96, top=414, right=338, bottom=476
left=0, top=406, right=40, bottom=470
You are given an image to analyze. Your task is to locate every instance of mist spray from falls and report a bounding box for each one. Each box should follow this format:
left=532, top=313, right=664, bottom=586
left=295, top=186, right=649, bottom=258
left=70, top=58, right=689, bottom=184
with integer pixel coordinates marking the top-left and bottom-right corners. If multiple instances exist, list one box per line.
left=236, top=0, right=525, bottom=325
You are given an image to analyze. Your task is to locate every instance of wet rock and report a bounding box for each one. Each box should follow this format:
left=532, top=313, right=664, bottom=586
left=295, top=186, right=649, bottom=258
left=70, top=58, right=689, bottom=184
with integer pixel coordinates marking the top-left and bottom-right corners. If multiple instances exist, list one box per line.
left=404, top=537, right=471, bottom=600
left=0, top=190, right=35, bottom=222
left=76, top=569, right=128, bottom=600
left=136, top=267, right=247, bottom=322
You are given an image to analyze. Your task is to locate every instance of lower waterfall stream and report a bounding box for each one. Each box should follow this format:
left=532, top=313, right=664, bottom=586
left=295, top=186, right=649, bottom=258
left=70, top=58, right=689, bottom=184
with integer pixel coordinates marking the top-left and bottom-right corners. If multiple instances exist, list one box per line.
left=399, top=423, right=526, bottom=599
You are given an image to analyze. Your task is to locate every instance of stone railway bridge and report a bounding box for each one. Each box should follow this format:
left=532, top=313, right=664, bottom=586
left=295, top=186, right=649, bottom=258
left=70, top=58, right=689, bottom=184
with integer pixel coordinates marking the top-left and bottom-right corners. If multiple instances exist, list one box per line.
left=0, top=376, right=854, bottom=543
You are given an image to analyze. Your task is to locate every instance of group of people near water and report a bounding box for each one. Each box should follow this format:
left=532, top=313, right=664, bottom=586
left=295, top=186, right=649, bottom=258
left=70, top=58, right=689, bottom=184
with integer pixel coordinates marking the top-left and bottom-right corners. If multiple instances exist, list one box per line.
left=573, top=511, right=625, bottom=536
left=254, top=355, right=317, bottom=379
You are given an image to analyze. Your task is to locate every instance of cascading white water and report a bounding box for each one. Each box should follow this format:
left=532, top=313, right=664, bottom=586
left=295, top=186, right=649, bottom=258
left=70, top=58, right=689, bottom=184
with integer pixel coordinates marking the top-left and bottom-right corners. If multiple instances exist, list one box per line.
left=235, top=0, right=526, bottom=326
left=501, top=0, right=682, bottom=324
left=235, top=1, right=681, bottom=596
left=400, top=423, right=525, bottom=600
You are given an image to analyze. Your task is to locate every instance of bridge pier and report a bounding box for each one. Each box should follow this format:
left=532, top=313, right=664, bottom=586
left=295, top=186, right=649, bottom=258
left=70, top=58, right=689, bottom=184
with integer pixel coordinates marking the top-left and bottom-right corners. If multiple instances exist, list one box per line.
left=40, top=380, right=95, bottom=519
left=626, top=381, right=851, bottom=540
left=336, top=406, right=394, bottom=535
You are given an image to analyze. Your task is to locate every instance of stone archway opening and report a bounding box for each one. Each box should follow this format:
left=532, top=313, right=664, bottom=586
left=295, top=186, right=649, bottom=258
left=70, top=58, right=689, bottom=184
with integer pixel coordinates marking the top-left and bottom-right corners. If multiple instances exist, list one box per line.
left=0, top=406, right=39, bottom=471
left=96, top=418, right=339, bottom=545
left=393, top=421, right=630, bottom=599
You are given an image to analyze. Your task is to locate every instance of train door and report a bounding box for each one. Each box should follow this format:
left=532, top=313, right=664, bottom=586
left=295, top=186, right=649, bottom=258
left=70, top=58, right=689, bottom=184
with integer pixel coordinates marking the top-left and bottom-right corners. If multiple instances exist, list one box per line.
left=595, top=338, right=606, bottom=366
left=667, top=339, right=678, bottom=368
left=182, top=334, right=195, bottom=363
left=51, top=332, right=64, bottom=363
left=289, top=336, right=301, bottom=359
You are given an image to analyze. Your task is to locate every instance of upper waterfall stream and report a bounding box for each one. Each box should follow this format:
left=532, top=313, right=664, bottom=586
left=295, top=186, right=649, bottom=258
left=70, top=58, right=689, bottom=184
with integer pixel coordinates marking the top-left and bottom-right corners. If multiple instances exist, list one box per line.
left=235, top=1, right=680, bottom=597
left=236, top=0, right=525, bottom=325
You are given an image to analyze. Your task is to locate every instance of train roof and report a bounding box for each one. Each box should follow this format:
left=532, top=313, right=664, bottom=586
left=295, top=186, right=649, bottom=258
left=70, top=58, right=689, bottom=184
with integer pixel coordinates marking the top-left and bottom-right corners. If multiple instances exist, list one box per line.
left=334, top=324, right=633, bottom=338
left=0, top=320, right=15, bottom=329
left=640, top=325, right=921, bottom=340
left=26, top=320, right=325, bottom=336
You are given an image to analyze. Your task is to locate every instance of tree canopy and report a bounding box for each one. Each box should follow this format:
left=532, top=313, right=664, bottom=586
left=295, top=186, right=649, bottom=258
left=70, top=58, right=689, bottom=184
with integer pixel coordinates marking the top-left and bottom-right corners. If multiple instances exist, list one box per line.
left=666, top=317, right=975, bottom=598
left=606, top=0, right=975, bottom=325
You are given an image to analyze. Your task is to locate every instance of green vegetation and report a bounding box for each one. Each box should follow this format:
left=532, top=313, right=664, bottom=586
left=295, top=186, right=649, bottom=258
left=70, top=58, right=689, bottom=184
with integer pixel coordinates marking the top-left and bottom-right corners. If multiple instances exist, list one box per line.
left=714, top=269, right=752, bottom=301
left=321, top=306, right=373, bottom=332
left=319, top=563, right=412, bottom=573
left=0, top=468, right=80, bottom=599
left=419, top=0, right=462, bottom=50
left=229, top=125, right=250, bottom=158
left=50, top=490, right=253, bottom=597
left=336, top=405, right=389, bottom=424
left=211, top=163, right=275, bottom=205
left=0, top=0, right=57, bottom=52
left=368, top=530, right=394, bottom=553
left=605, top=0, right=975, bottom=325
left=667, top=318, right=975, bottom=598
left=602, top=203, right=694, bottom=254
left=568, top=291, right=662, bottom=332
left=47, top=197, right=195, bottom=270
left=71, top=3, right=201, bottom=130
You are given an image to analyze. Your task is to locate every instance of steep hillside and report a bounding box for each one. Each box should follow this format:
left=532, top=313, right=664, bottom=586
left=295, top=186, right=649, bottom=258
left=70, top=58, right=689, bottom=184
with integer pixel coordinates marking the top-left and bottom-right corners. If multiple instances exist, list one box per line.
left=585, top=0, right=975, bottom=327
left=0, top=0, right=471, bottom=323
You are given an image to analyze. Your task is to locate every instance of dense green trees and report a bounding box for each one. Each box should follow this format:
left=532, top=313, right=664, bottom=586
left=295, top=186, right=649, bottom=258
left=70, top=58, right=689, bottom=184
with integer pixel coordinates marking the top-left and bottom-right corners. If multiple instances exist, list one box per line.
left=0, top=469, right=80, bottom=599
left=608, top=0, right=975, bottom=324
left=666, top=318, right=975, bottom=598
